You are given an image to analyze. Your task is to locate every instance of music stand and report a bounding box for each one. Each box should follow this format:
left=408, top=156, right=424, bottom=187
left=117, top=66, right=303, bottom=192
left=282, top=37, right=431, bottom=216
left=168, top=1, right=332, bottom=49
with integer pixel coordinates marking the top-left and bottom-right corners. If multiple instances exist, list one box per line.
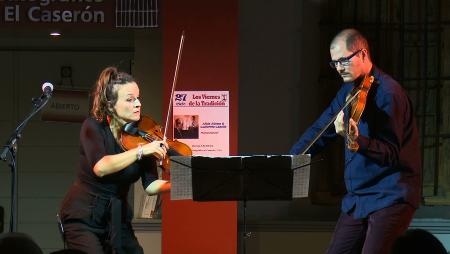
left=170, top=155, right=311, bottom=254
left=190, top=156, right=295, bottom=201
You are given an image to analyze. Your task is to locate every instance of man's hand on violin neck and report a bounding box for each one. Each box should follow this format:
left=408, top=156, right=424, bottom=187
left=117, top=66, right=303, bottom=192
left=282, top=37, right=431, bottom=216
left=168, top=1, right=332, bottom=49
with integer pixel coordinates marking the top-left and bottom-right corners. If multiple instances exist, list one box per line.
left=348, top=118, right=359, bottom=141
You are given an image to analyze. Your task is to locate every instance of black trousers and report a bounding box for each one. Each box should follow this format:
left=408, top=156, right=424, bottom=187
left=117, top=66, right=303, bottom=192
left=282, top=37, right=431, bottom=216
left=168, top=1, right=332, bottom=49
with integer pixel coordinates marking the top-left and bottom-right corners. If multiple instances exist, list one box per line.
left=326, top=203, right=415, bottom=254
left=60, top=183, right=143, bottom=254
left=64, top=220, right=143, bottom=254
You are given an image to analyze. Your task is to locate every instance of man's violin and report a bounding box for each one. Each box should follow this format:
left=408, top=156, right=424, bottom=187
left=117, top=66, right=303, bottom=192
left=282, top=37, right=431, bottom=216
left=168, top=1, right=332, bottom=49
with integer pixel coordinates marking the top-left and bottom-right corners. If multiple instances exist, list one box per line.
left=347, top=75, right=374, bottom=152
left=298, top=75, right=375, bottom=155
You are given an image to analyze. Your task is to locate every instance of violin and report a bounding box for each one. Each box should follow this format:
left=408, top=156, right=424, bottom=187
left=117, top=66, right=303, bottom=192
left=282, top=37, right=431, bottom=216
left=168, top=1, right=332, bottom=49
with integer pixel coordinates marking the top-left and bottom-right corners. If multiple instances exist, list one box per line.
left=120, top=115, right=192, bottom=170
left=347, top=75, right=374, bottom=152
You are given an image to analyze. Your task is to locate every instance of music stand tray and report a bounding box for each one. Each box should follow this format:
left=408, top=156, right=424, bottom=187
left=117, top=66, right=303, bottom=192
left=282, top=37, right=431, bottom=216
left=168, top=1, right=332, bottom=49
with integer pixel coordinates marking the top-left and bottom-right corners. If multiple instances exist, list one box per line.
left=170, top=155, right=310, bottom=201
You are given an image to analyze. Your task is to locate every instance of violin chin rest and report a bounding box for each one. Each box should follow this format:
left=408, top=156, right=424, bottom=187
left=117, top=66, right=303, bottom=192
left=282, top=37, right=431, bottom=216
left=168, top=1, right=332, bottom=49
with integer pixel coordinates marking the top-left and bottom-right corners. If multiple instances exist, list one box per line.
left=122, top=122, right=139, bottom=135
left=122, top=122, right=149, bottom=138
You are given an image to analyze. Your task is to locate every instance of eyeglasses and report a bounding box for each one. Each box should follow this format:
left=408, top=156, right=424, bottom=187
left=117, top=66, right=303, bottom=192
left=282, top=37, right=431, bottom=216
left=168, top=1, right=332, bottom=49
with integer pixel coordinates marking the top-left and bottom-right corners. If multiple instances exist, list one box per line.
left=329, top=49, right=363, bottom=69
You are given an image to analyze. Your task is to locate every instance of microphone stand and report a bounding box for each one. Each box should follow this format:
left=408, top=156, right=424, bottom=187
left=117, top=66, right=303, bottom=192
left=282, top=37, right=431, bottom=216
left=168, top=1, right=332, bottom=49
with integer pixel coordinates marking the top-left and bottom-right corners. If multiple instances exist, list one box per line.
left=0, top=93, right=52, bottom=232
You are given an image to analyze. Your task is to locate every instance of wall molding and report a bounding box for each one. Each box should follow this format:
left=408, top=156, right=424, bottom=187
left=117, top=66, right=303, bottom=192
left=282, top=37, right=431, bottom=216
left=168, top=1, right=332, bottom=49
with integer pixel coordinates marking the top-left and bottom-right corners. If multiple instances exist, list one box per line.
left=409, top=219, right=450, bottom=234
left=133, top=218, right=450, bottom=234
left=133, top=219, right=161, bottom=231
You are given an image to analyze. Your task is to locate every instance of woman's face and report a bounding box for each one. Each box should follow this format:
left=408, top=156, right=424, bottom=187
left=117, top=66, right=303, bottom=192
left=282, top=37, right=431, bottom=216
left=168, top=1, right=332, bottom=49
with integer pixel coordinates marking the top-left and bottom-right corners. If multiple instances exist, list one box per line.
left=112, top=82, right=141, bottom=124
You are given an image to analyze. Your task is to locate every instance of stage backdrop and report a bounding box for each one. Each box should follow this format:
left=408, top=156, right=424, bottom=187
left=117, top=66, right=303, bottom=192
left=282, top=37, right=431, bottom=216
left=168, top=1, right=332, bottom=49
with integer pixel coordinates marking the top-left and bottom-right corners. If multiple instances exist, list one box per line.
left=161, top=1, right=238, bottom=254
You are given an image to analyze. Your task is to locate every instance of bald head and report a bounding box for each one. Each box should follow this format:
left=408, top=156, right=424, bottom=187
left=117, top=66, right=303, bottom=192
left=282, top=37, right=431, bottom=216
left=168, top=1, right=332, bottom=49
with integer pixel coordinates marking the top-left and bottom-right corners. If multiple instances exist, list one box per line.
left=330, top=29, right=371, bottom=60
left=329, top=28, right=373, bottom=82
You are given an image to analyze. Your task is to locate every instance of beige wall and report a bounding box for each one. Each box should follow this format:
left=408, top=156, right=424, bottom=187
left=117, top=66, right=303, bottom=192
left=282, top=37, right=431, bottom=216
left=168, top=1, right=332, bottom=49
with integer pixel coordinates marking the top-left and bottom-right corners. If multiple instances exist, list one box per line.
left=136, top=231, right=162, bottom=254
left=132, top=29, right=164, bottom=253
left=0, top=28, right=163, bottom=253
left=134, top=221, right=450, bottom=254
left=135, top=230, right=333, bottom=254
left=245, top=231, right=332, bottom=254
left=0, top=32, right=134, bottom=253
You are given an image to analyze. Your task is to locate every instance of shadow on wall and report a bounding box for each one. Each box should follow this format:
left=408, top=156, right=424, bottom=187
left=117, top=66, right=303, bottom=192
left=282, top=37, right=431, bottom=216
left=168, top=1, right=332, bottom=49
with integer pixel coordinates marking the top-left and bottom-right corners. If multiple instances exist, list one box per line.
left=0, top=231, right=87, bottom=254
left=390, top=229, right=447, bottom=254
left=0, top=232, right=43, bottom=254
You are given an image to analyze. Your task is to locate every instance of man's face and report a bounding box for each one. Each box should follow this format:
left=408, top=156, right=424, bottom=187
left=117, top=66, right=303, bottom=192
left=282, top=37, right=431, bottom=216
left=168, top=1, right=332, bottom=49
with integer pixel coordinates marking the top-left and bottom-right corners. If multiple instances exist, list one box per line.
left=330, top=41, right=364, bottom=82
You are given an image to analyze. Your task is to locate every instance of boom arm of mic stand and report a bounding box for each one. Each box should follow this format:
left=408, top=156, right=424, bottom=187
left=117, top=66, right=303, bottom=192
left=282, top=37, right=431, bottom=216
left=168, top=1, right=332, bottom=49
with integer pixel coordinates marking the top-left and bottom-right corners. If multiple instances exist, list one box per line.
left=1, top=95, right=51, bottom=161
left=0, top=93, right=51, bottom=232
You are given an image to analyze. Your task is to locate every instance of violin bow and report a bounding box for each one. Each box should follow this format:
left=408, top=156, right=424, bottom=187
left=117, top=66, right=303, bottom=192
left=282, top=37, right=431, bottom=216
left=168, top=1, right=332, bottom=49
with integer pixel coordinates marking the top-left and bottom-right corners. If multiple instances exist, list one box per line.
left=299, top=89, right=361, bottom=155
left=163, top=31, right=186, bottom=142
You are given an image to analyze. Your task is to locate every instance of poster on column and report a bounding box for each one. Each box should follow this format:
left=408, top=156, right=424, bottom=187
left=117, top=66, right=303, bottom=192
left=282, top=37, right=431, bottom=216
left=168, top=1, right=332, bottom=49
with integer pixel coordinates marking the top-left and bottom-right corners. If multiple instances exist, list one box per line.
left=172, top=91, right=229, bottom=156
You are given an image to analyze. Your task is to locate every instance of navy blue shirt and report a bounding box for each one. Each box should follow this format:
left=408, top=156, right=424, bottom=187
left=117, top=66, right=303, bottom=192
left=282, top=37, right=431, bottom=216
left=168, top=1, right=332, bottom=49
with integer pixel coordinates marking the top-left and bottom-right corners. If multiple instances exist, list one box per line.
left=290, top=67, right=422, bottom=219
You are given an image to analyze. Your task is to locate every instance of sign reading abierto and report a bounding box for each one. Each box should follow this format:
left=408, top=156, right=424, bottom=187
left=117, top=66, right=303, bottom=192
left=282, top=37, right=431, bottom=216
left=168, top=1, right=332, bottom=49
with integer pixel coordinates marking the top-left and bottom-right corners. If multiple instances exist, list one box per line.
left=173, top=91, right=229, bottom=156
left=41, top=89, right=89, bottom=123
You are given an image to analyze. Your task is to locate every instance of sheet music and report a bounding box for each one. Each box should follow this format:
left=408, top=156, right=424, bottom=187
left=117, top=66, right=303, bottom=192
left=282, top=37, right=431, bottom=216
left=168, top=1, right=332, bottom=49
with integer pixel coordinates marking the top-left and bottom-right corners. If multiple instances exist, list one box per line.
left=171, top=156, right=193, bottom=200
left=292, top=154, right=311, bottom=198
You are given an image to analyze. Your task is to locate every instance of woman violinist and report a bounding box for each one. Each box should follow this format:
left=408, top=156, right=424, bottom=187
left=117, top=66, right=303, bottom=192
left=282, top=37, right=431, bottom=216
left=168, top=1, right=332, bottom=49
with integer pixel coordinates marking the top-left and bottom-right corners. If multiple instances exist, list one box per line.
left=59, top=67, right=169, bottom=254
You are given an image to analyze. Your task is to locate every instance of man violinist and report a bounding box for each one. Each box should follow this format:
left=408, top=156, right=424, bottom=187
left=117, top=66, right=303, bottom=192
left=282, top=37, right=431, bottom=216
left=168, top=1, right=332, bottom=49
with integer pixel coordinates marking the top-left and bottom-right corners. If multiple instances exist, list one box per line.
left=290, top=28, right=422, bottom=254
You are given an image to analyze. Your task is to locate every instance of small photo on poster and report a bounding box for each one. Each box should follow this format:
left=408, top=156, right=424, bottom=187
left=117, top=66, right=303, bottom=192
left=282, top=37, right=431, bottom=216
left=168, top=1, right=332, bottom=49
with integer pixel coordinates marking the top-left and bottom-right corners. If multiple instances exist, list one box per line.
left=173, top=115, right=199, bottom=139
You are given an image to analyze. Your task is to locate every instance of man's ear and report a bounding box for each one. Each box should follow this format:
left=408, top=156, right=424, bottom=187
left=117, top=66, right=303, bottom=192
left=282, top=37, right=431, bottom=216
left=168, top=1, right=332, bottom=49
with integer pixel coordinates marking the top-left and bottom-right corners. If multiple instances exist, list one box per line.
left=361, top=49, right=368, bottom=62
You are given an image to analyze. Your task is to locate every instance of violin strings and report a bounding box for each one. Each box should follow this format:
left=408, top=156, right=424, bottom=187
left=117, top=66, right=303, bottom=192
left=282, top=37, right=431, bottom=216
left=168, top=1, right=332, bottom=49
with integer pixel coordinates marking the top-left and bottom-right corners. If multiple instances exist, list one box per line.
left=144, top=134, right=155, bottom=142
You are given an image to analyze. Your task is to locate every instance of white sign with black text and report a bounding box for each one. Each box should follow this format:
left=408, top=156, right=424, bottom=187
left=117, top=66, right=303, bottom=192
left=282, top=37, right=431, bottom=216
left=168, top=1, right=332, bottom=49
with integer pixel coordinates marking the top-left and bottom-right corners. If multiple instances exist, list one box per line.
left=173, top=91, right=229, bottom=156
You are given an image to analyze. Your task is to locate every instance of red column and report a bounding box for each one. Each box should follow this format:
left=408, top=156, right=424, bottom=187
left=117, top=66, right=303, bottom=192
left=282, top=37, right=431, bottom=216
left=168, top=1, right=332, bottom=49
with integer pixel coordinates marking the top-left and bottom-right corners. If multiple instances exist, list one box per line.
left=161, top=1, right=238, bottom=254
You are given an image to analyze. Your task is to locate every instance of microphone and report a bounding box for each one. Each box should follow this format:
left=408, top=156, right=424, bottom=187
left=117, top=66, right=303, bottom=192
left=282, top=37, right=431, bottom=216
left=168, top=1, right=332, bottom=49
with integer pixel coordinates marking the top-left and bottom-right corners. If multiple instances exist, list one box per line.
left=32, top=82, right=53, bottom=107
left=41, top=82, right=54, bottom=98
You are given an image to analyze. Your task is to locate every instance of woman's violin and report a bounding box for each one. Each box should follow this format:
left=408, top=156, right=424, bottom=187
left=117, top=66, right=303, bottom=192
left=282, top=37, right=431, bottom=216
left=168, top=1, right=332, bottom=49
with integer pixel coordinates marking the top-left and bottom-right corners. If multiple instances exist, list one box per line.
left=120, top=32, right=190, bottom=170
left=120, top=115, right=192, bottom=170
left=347, top=75, right=374, bottom=152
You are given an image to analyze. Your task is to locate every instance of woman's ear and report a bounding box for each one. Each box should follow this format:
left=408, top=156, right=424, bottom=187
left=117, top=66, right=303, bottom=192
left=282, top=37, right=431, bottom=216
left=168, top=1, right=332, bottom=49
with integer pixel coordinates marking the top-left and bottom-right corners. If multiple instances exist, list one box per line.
left=107, top=101, right=114, bottom=114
